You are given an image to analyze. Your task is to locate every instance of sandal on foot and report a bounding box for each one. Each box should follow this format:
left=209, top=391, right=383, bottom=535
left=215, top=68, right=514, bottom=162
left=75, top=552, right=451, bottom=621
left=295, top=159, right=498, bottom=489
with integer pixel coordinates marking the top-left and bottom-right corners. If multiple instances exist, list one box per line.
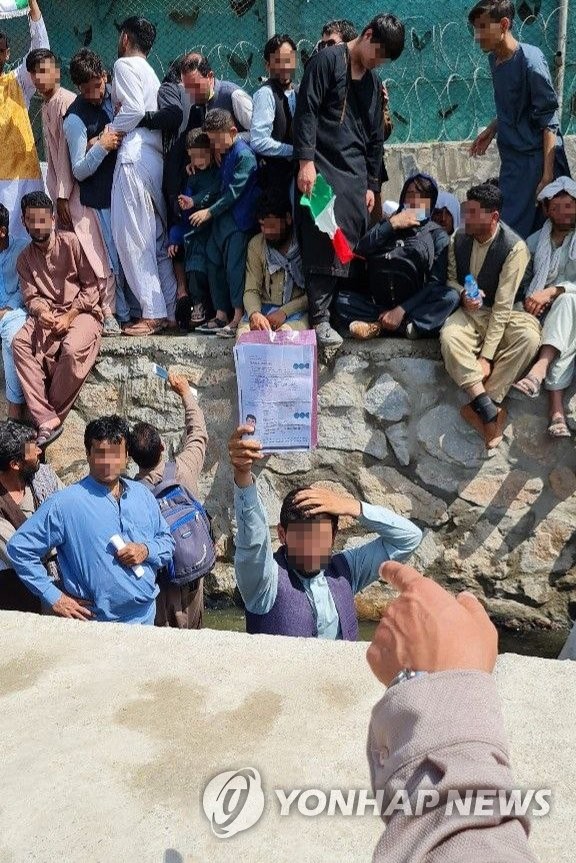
left=196, top=318, right=228, bottom=335
left=512, top=373, right=542, bottom=399
left=122, top=318, right=167, bottom=336
left=548, top=416, right=571, bottom=438
left=36, top=425, right=63, bottom=448
left=216, top=323, right=238, bottom=339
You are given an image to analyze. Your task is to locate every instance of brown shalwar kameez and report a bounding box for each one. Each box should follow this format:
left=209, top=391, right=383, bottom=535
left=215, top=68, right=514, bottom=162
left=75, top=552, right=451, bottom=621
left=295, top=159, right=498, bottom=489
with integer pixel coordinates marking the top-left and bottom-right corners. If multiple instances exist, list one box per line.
left=12, top=231, right=103, bottom=427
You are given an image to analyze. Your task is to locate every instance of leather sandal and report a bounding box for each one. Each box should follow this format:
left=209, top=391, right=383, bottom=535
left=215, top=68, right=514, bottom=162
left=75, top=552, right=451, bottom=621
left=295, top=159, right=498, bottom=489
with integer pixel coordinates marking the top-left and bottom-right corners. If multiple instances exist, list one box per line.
left=122, top=318, right=168, bottom=336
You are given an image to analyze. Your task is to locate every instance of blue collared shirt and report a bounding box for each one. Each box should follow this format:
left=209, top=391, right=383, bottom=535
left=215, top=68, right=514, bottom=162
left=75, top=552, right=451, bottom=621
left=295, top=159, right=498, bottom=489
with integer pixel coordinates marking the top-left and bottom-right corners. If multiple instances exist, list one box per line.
left=0, top=236, right=28, bottom=310
left=250, top=84, right=296, bottom=159
left=234, top=481, right=422, bottom=639
left=8, top=475, right=175, bottom=624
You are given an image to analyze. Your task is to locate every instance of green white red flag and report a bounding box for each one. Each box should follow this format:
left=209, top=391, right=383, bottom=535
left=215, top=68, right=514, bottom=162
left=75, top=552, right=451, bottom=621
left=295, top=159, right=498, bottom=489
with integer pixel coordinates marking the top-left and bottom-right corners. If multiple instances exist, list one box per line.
left=300, top=174, right=355, bottom=264
left=0, top=1, right=29, bottom=19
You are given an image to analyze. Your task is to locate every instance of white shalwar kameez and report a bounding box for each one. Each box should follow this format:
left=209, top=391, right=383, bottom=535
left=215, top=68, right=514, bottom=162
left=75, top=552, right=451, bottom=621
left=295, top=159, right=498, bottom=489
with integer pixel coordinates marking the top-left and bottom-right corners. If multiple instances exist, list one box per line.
left=110, top=55, right=176, bottom=320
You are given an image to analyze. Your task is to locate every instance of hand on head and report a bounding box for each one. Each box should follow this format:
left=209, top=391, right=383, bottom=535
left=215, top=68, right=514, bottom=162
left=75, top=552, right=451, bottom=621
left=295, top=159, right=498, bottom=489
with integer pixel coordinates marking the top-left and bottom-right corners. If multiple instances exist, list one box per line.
left=366, top=562, right=498, bottom=686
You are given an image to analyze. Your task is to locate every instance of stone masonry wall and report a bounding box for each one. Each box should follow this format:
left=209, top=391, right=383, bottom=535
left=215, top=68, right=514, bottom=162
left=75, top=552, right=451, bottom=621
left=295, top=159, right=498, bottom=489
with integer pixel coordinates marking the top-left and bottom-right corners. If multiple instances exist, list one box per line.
left=25, top=335, right=576, bottom=641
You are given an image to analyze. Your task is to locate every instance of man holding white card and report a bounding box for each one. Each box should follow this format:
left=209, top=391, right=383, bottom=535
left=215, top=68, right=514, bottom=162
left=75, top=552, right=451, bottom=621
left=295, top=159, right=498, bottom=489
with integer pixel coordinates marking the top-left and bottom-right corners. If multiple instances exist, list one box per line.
left=7, top=415, right=174, bottom=623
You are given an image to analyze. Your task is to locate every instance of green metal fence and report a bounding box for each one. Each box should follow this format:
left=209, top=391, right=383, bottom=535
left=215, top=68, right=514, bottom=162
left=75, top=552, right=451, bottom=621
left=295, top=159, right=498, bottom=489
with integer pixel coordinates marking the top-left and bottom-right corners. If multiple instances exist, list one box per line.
left=4, top=1, right=576, bottom=147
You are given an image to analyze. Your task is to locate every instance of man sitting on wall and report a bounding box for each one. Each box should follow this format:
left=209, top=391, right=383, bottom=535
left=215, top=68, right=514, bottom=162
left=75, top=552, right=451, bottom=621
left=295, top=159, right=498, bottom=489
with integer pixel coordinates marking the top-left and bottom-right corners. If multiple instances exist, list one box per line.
left=237, top=190, right=308, bottom=336
left=228, top=424, right=422, bottom=639
left=440, top=182, right=540, bottom=448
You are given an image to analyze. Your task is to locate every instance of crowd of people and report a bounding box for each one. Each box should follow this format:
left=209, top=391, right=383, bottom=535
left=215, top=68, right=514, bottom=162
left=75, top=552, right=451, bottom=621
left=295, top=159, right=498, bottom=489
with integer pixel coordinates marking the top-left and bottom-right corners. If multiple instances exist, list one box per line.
left=0, top=3, right=572, bottom=860
left=0, top=2, right=575, bottom=449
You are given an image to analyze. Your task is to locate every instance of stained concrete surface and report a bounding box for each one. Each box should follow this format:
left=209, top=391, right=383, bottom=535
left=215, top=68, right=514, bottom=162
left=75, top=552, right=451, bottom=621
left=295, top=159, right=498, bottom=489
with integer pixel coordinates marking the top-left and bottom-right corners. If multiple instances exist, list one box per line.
left=0, top=611, right=574, bottom=862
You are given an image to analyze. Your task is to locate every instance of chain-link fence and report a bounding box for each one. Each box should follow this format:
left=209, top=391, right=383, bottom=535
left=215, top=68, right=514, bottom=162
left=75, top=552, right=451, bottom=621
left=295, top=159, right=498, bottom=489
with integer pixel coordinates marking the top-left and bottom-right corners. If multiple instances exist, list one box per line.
left=4, top=1, right=576, bottom=151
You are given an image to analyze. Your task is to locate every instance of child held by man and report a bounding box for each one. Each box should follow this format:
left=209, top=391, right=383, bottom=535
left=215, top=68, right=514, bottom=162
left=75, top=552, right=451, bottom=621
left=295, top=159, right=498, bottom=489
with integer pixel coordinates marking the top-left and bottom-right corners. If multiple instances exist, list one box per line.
left=194, top=109, right=260, bottom=337
left=169, top=130, right=220, bottom=329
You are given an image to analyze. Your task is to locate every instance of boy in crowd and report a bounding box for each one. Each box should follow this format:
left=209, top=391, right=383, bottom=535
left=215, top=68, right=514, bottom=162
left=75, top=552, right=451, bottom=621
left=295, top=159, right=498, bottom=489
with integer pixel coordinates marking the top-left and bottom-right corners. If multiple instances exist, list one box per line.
left=237, top=190, right=308, bottom=336
left=468, top=0, right=570, bottom=239
left=12, top=192, right=103, bottom=447
left=513, top=177, right=576, bottom=438
left=63, top=49, right=135, bottom=328
left=340, top=173, right=458, bottom=339
left=26, top=48, right=119, bottom=335
left=0, top=205, right=28, bottom=420
left=250, top=34, right=298, bottom=196
left=131, top=373, right=208, bottom=629
left=168, top=131, right=220, bottom=330
left=440, top=182, right=540, bottom=449
left=194, top=109, right=259, bottom=338
left=294, top=13, right=405, bottom=347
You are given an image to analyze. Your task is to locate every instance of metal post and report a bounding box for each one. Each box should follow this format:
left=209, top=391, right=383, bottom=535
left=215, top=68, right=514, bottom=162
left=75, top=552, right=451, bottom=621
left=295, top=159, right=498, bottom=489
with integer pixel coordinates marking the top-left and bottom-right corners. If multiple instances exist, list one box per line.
left=266, top=0, right=276, bottom=39
left=555, top=0, right=569, bottom=120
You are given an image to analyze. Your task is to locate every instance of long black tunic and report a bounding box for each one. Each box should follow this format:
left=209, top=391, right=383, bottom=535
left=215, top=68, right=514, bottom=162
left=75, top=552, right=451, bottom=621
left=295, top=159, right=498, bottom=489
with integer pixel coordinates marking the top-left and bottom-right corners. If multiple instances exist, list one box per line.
left=293, top=43, right=384, bottom=277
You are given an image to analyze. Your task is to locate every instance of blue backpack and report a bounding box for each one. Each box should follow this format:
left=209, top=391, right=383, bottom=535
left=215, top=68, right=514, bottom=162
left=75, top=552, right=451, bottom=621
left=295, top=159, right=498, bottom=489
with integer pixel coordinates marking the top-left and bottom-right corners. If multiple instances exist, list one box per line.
left=152, top=462, right=216, bottom=585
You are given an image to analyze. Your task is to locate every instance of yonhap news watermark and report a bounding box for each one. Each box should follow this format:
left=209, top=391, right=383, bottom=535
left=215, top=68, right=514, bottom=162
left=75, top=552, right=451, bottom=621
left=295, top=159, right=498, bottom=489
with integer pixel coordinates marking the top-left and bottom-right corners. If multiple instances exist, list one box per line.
left=202, top=768, right=553, bottom=839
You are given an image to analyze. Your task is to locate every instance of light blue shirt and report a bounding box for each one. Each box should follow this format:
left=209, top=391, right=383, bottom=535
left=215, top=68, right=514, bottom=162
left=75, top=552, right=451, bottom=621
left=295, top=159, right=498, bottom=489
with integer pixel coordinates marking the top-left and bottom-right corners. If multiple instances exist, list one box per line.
left=8, top=475, right=175, bottom=625
left=234, top=481, right=422, bottom=639
left=0, top=237, right=28, bottom=310
left=62, top=94, right=114, bottom=185
left=250, top=84, right=296, bottom=159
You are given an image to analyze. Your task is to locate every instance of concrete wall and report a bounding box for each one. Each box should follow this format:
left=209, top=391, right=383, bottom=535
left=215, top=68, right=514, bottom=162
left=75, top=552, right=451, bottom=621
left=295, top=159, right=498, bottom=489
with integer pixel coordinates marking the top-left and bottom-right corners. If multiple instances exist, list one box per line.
left=0, top=611, right=573, bottom=862
left=30, top=336, right=576, bottom=641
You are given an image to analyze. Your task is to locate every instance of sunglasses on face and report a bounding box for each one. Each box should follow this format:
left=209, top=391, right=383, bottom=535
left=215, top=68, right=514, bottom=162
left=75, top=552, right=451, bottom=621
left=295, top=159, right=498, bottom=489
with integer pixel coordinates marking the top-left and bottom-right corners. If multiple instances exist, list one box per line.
left=318, top=38, right=337, bottom=50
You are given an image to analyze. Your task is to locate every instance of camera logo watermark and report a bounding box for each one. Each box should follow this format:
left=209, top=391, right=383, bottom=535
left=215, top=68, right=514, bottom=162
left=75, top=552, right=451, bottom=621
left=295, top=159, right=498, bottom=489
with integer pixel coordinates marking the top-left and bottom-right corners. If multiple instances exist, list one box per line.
left=202, top=769, right=552, bottom=839
left=202, top=768, right=265, bottom=838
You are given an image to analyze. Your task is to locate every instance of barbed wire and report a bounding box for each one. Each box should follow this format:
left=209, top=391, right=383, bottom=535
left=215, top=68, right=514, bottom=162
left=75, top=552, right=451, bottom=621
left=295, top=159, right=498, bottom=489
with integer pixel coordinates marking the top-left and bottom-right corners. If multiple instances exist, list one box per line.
left=4, top=1, right=575, bottom=150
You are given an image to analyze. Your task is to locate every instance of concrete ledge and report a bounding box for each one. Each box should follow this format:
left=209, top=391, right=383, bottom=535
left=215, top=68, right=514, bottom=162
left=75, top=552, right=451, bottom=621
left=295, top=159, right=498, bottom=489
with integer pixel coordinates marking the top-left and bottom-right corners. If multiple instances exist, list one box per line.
left=0, top=611, right=573, bottom=862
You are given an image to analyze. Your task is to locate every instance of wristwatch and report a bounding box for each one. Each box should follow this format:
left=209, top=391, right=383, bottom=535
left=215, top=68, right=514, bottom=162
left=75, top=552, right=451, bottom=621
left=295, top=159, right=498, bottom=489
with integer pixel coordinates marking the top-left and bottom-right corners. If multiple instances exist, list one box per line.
left=387, top=668, right=428, bottom=689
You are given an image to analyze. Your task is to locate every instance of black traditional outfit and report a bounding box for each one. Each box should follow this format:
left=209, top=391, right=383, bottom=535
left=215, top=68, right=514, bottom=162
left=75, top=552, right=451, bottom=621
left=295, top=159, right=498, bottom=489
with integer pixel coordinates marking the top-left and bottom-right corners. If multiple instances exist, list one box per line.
left=293, top=43, right=384, bottom=325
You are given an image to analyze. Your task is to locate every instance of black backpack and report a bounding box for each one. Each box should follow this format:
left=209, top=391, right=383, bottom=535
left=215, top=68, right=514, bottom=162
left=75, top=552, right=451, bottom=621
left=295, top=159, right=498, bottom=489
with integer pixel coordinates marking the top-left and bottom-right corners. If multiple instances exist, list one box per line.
left=367, top=222, right=438, bottom=309
left=151, top=462, right=216, bottom=585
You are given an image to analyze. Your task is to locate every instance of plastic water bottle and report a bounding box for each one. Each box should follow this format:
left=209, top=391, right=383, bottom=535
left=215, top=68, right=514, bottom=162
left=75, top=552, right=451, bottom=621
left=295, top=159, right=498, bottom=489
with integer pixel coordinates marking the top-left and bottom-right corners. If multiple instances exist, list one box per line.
left=464, top=274, right=482, bottom=306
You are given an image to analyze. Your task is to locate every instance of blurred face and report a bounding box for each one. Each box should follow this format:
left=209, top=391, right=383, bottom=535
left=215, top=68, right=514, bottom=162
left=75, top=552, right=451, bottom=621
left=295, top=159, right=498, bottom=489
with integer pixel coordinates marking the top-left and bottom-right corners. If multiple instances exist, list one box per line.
left=16, top=441, right=42, bottom=481
left=431, top=206, right=455, bottom=236
left=545, top=193, right=576, bottom=232
left=87, top=439, right=128, bottom=485
left=462, top=199, right=499, bottom=239
left=78, top=74, right=107, bottom=105
left=403, top=181, right=432, bottom=218
left=188, top=147, right=211, bottom=171
left=23, top=207, right=54, bottom=245
left=182, top=69, right=213, bottom=104
left=0, top=224, right=7, bottom=248
left=30, top=58, right=59, bottom=97
left=259, top=213, right=291, bottom=247
left=207, top=128, right=236, bottom=157
left=117, top=31, right=130, bottom=59
left=267, top=42, right=296, bottom=86
left=0, top=38, right=9, bottom=73
left=472, top=12, right=509, bottom=53
left=278, top=520, right=335, bottom=576
left=320, top=33, right=342, bottom=48
left=358, top=30, right=388, bottom=70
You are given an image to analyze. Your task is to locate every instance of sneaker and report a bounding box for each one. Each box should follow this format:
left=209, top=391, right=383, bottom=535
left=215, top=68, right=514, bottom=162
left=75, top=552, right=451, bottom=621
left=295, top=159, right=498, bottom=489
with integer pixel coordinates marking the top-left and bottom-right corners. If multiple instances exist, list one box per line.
left=314, top=322, right=343, bottom=348
left=102, top=315, right=122, bottom=336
